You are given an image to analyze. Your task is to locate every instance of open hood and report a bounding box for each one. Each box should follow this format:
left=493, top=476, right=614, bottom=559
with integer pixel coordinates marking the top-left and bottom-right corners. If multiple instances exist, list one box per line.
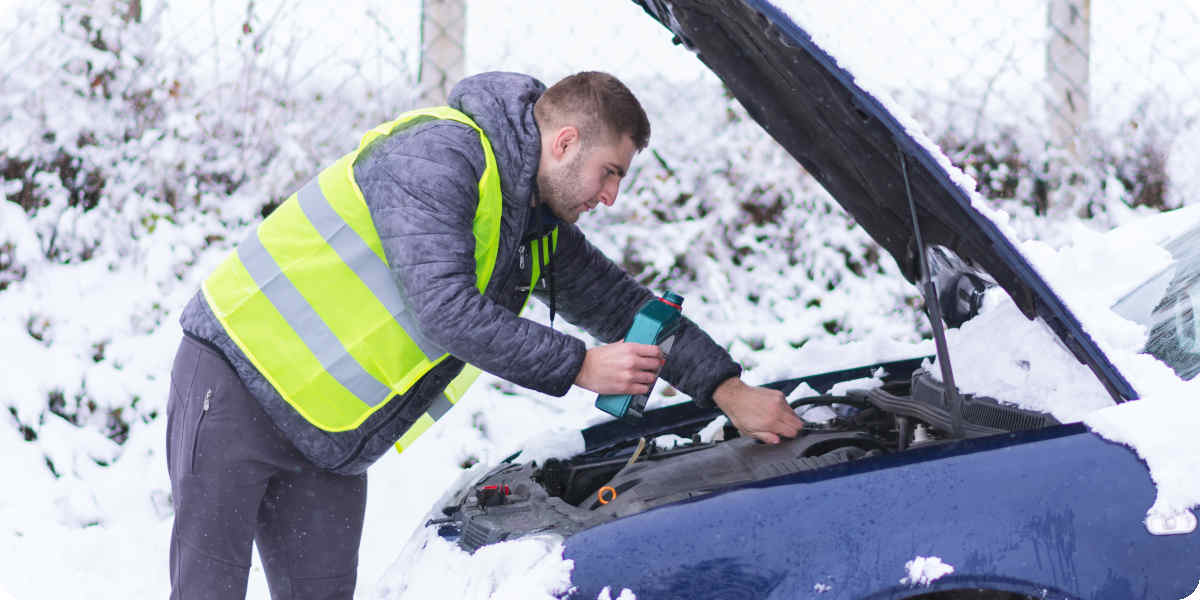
left=633, top=0, right=1137, bottom=402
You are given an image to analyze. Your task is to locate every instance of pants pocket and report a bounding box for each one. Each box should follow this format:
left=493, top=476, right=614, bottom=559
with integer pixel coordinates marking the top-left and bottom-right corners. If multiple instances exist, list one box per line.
left=187, top=387, right=211, bottom=474
left=167, top=338, right=213, bottom=477
left=167, top=341, right=199, bottom=480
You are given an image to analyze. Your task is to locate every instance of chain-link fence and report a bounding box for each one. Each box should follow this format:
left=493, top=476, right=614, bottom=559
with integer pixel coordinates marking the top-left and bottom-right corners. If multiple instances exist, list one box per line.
left=405, top=1, right=1200, bottom=140
left=284, top=0, right=1200, bottom=226
left=447, top=0, right=1200, bottom=214
left=9, top=0, right=1195, bottom=198
left=3, top=0, right=1198, bottom=194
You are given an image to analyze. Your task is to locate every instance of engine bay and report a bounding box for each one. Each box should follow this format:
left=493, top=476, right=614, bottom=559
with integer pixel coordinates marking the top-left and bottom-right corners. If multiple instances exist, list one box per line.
left=433, top=361, right=1059, bottom=553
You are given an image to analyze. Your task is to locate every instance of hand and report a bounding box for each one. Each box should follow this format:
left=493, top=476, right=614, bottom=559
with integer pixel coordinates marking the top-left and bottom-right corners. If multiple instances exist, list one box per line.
left=712, top=378, right=804, bottom=444
left=574, top=342, right=666, bottom=395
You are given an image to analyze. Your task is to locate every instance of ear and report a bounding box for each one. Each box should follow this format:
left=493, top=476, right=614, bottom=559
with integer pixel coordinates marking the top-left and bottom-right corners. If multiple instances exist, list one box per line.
left=550, top=126, right=580, bottom=161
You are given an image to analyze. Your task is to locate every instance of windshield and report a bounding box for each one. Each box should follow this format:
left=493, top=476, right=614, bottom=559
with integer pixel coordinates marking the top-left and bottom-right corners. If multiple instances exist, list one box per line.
left=1112, top=224, right=1200, bottom=380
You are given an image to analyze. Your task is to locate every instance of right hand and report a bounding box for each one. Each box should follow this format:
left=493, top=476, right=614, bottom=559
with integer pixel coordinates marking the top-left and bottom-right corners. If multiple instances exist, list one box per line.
left=711, top=378, right=804, bottom=444
left=574, top=342, right=666, bottom=395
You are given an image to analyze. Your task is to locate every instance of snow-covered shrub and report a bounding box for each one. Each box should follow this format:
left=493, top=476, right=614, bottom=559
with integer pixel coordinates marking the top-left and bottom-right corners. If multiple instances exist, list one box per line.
left=0, top=0, right=416, bottom=477
left=929, top=93, right=1191, bottom=244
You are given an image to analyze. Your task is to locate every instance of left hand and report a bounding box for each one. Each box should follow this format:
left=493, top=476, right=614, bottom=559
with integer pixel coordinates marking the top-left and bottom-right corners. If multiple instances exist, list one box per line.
left=711, top=378, right=804, bottom=444
left=574, top=342, right=665, bottom=395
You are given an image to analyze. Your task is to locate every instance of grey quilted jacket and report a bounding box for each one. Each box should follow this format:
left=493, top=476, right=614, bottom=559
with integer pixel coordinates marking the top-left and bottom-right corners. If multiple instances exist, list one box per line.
left=178, top=72, right=741, bottom=474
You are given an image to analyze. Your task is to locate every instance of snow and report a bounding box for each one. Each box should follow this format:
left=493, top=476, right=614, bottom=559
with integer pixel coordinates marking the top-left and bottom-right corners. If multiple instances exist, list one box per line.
left=1086, top=392, right=1200, bottom=518
left=697, top=413, right=730, bottom=444
left=597, top=587, right=637, bottom=600
left=828, top=373, right=884, bottom=396
left=3, top=0, right=1200, bottom=598
left=899, top=555, right=955, bottom=586
left=651, top=433, right=691, bottom=450
left=510, top=427, right=586, bottom=467
left=1182, top=580, right=1200, bottom=600
left=377, top=529, right=574, bottom=600
left=929, top=204, right=1200, bottom=516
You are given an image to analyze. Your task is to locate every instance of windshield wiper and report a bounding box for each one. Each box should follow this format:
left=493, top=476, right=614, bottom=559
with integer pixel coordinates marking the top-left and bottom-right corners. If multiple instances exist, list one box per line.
left=900, top=149, right=965, bottom=437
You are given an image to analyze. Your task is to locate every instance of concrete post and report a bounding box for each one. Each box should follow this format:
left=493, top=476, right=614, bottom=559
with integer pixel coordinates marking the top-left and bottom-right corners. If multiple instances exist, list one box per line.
left=1046, top=0, right=1091, bottom=157
left=418, top=0, right=466, bottom=106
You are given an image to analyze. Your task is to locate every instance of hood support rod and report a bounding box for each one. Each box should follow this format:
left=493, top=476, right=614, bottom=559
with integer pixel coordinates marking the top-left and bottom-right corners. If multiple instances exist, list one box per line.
left=900, top=150, right=965, bottom=438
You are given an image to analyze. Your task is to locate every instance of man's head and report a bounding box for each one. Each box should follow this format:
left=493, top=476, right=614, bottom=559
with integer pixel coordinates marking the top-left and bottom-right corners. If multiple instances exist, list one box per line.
left=533, top=71, right=650, bottom=223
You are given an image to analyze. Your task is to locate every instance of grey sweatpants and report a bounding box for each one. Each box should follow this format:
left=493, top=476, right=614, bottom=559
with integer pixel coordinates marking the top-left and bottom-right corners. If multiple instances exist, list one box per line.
left=166, top=335, right=367, bottom=599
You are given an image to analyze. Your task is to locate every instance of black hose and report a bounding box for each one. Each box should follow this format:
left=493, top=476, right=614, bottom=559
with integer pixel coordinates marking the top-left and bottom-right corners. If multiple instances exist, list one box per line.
left=787, top=394, right=871, bottom=410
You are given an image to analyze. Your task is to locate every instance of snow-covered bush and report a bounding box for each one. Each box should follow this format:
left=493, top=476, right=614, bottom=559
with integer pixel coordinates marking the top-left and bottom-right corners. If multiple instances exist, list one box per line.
left=0, top=0, right=416, bottom=478
left=923, top=93, right=1191, bottom=244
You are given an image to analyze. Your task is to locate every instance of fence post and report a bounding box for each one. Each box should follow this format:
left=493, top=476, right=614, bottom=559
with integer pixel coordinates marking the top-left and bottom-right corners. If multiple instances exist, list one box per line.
left=1046, top=0, right=1091, bottom=158
left=418, top=0, right=466, bottom=106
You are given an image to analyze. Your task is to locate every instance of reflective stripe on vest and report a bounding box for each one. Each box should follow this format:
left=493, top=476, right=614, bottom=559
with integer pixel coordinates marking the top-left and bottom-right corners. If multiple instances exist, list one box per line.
left=202, top=106, right=503, bottom=433
left=394, top=227, right=558, bottom=451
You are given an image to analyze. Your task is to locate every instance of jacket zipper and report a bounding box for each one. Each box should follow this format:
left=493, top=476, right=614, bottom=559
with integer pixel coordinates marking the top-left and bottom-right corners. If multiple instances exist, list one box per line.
left=191, top=388, right=211, bottom=472
left=517, top=241, right=536, bottom=292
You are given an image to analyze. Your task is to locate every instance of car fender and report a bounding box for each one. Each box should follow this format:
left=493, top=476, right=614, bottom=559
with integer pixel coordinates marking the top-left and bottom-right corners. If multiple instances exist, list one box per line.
left=564, top=424, right=1200, bottom=599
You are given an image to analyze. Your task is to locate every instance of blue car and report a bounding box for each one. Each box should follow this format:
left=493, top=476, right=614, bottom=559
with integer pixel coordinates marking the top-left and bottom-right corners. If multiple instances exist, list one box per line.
left=424, top=1, right=1200, bottom=598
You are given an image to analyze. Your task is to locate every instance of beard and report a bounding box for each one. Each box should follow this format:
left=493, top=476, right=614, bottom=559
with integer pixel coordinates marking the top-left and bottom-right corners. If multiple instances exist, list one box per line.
left=536, top=150, right=586, bottom=223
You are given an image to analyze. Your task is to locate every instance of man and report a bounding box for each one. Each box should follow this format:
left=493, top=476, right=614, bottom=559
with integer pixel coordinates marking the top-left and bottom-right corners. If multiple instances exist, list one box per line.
left=166, top=71, right=804, bottom=599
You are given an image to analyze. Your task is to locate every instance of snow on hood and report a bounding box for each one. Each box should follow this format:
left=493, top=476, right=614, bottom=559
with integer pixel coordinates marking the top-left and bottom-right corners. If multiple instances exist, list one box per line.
left=900, top=555, right=955, bottom=586
left=935, top=205, right=1200, bottom=517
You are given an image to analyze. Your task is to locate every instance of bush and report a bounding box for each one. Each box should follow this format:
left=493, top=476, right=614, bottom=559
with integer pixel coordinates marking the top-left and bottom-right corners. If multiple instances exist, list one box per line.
left=0, top=0, right=415, bottom=473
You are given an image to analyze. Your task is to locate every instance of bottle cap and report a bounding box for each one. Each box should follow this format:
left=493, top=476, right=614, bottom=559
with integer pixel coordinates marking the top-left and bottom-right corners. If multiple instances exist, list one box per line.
left=661, top=291, right=684, bottom=308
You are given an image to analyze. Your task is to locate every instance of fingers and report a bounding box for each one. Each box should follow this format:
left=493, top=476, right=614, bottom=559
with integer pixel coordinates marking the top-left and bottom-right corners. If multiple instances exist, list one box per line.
left=772, top=400, right=805, bottom=439
left=614, top=343, right=664, bottom=386
left=625, top=342, right=665, bottom=357
left=631, top=369, right=657, bottom=385
left=776, top=403, right=805, bottom=438
left=630, top=355, right=665, bottom=372
left=575, top=343, right=666, bottom=395
left=713, top=380, right=807, bottom=442
left=752, top=431, right=782, bottom=445
left=749, top=413, right=802, bottom=442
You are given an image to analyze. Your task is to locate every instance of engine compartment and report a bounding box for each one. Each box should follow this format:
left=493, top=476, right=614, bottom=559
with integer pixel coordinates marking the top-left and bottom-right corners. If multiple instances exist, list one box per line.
left=434, top=362, right=1059, bottom=552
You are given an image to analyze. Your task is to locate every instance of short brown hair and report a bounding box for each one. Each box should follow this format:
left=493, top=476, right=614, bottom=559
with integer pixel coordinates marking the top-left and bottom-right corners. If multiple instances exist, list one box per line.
left=535, top=71, right=651, bottom=151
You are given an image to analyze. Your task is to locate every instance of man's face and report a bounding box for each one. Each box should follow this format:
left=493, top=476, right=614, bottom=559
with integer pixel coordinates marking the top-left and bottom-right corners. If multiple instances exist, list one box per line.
left=537, top=129, right=636, bottom=224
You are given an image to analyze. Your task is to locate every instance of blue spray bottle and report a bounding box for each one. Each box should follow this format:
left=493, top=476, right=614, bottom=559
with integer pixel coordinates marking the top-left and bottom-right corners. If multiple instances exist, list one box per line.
left=595, top=291, right=684, bottom=419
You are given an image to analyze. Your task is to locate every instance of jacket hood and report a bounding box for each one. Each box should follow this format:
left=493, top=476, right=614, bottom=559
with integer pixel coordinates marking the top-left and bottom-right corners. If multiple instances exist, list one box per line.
left=448, top=72, right=546, bottom=210
left=633, top=0, right=1136, bottom=402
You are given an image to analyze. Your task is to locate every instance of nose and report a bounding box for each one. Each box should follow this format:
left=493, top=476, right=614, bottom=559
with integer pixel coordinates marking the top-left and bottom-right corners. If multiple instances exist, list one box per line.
left=599, top=178, right=619, bottom=207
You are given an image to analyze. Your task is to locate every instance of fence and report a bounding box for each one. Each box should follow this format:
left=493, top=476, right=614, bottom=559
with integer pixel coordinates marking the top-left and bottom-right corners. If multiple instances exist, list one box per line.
left=7, top=0, right=1197, bottom=188
left=411, top=1, right=1200, bottom=139
left=3, top=0, right=1199, bottom=274
left=191, top=0, right=1200, bottom=212
left=432, top=0, right=1200, bottom=213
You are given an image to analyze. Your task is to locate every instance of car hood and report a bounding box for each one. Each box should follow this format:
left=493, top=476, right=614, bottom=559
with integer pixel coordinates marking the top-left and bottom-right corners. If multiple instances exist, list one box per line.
left=632, top=0, right=1137, bottom=402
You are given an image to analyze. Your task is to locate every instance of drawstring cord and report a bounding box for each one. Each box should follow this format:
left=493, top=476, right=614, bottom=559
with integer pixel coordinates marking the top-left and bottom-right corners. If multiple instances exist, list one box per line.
left=539, top=234, right=556, bottom=326
left=525, top=203, right=559, bottom=327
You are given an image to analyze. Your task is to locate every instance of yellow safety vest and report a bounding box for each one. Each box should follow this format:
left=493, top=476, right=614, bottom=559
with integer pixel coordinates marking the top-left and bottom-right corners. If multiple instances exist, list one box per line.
left=201, top=106, right=557, bottom=451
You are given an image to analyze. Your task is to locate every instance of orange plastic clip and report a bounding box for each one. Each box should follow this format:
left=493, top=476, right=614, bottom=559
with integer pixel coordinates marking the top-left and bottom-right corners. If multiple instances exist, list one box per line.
left=597, top=486, right=617, bottom=505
